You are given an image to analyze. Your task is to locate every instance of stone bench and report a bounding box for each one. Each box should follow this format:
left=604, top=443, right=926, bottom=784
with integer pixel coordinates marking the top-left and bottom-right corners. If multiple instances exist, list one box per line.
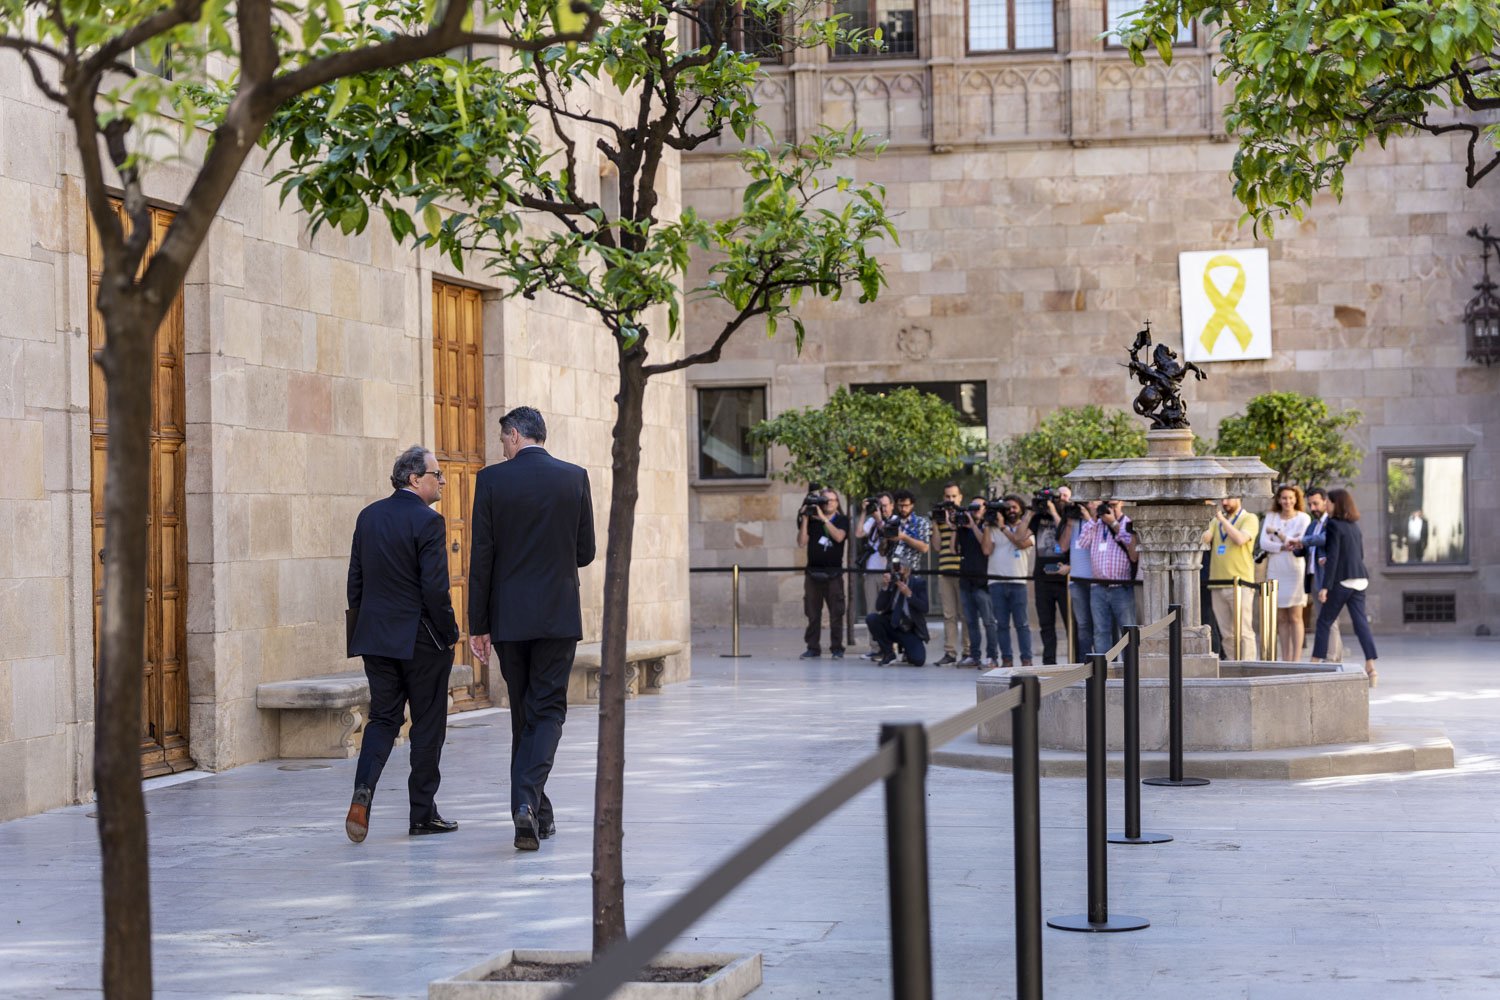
left=569, top=640, right=685, bottom=705
left=256, top=663, right=475, bottom=759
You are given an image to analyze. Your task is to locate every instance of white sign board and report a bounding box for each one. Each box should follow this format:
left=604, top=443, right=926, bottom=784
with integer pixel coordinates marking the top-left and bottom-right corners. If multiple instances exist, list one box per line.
left=1178, top=247, right=1272, bottom=363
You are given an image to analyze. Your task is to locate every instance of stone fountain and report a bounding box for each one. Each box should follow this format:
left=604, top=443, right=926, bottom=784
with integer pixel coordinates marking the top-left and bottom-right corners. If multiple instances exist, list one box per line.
left=975, top=327, right=1383, bottom=761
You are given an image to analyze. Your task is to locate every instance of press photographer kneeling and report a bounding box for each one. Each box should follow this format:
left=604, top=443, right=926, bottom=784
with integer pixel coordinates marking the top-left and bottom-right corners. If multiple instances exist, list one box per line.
left=866, top=558, right=930, bottom=666
left=798, top=487, right=848, bottom=659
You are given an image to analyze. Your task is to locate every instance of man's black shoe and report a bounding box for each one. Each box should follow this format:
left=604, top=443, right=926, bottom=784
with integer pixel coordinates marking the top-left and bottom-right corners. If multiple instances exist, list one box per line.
left=935, top=653, right=957, bottom=666
left=878, top=653, right=897, bottom=666
left=799, top=649, right=821, bottom=659
left=539, top=816, right=557, bottom=840
left=830, top=650, right=845, bottom=660
left=345, top=785, right=373, bottom=844
left=514, top=806, right=540, bottom=851
left=409, top=816, right=458, bottom=836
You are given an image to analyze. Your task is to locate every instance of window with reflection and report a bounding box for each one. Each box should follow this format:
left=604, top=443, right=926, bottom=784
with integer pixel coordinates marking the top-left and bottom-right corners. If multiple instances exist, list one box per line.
left=692, top=0, right=783, bottom=60
left=833, top=0, right=918, bottom=58
left=1104, top=0, right=1194, bottom=46
left=968, top=0, right=1056, bottom=53
left=1383, top=453, right=1468, bottom=565
left=698, top=387, right=768, bottom=479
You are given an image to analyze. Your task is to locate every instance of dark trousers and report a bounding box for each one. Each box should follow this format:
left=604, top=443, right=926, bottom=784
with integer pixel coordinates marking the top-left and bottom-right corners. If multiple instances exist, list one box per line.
left=803, top=573, right=846, bottom=653
left=865, top=612, right=927, bottom=665
left=497, top=637, right=577, bottom=824
left=1034, top=577, right=1068, bottom=664
left=355, top=642, right=454, bottom=825
left=1312, top=584, right=1378, bottom=661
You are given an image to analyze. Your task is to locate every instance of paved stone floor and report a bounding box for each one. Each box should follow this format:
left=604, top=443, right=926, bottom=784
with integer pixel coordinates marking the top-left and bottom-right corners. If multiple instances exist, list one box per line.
left=2, top=629, right=1498, bottom=999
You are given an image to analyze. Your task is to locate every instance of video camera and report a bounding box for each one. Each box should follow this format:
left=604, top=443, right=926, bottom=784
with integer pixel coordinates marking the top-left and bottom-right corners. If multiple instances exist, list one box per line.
left=879, top=515, right=902, bottom=539
left=1032, top=487, right=1063, bottom=515
left=928, top=500, right=958, bottom=525
left=798, top=484, right=826, bottom=519
left=980, top=497, right=1009, bottom=526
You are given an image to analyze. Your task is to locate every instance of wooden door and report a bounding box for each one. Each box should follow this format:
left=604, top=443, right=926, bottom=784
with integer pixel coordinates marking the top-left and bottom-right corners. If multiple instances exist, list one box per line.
left=88, top=202, right=193, bottom=777
left=432, top=281, right=490, bottom=708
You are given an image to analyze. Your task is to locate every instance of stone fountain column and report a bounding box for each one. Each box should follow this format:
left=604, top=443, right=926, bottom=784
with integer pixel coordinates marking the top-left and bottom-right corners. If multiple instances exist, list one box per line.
left=1066, top=429, right=1273, bottom=670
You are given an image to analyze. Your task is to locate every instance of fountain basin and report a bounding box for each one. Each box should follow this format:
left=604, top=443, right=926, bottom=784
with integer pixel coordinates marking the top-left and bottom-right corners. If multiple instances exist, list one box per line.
left=976, top=661, right=1368, bottom=752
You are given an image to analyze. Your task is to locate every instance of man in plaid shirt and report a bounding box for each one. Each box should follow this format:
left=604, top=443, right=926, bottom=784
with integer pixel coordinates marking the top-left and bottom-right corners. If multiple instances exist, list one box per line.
left=1082, top=500, right=1138, bottom=659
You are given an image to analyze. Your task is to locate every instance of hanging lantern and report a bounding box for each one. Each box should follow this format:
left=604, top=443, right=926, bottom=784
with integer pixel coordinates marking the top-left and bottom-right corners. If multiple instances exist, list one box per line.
left=1465, top=226, right=1500, bottom=366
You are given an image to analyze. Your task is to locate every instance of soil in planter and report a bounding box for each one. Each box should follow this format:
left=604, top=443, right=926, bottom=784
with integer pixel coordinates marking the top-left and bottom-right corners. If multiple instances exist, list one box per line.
left=484, top=961, right=724, bottom=984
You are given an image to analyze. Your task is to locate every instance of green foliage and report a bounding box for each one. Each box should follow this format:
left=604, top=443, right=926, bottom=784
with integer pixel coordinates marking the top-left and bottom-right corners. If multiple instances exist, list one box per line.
left=749, top=387, right=977, bottom=502
left=994, top=406, right=1148, bottom=494
left=1118, top=1, right=1500, bottom=232
left=1213, top=391, right=1363, bottom=487
left=263, top=0, right=893, bottom=351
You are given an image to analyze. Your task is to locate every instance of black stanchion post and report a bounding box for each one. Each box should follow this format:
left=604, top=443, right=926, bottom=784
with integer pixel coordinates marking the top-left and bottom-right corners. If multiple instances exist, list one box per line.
left=1111, top=625, right=1172, bottom=845
left=1145, top=605, right=1209, bottom=788
left=1010, top=676, right=1043, bottom=1000
left=881, top=723, right=934, bottom=1000
left=1049, top=656, right=1149, bottom=933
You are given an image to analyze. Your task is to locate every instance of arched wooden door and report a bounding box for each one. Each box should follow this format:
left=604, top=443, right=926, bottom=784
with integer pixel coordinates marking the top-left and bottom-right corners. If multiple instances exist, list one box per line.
left=432, top=281, right=490, bottom=708
left=88, top=202, right=193, bottom=777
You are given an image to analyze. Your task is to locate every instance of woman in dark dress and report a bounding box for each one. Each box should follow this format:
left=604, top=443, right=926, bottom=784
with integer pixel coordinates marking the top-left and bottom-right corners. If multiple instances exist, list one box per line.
left=1310, top=489, right=1379, bottom=686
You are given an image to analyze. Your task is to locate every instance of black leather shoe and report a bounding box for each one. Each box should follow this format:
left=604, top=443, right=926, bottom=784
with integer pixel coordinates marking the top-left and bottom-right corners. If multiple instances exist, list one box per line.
left=878, top=653, right=896, bottom=666
left=539, top=816, right=557, bottom=840
left=514, top=806, right=540, bottom=851
left=409, top=816, right=458, bottom=836
left=345, top=785, right=373, bottom=844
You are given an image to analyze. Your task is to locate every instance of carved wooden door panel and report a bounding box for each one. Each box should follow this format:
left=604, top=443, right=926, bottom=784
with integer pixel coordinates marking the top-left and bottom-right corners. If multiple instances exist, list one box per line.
left=432, top=281, right=490, bottom=708
left=88, top=202, right=193, bottom=777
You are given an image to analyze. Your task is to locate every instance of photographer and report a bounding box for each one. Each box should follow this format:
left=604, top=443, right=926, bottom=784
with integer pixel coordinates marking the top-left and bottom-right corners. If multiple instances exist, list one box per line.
left=866, top=558, right=930, bottom=666
left=1029, top=488, right=1069, bottom=664
left=1059, top=498, right=1100, bottom=660
left=797, top=487, right=848, bottom=660
left=888, top=489, right=932, bottom=567
left=854, top=492, right=895, bottom=659
left=929, top=482, right=968, bottom=666
left=954, top=498, right=998, bottom=667
left=1082, top=500, right=1138, bottom=659
left=987, top=494, right=1034, bottom=667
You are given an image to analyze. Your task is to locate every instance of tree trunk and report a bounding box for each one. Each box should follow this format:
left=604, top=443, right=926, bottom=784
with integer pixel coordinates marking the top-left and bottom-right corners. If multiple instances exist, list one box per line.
left=592, top=350, right=648, bottom=955
left=95, top=303, right=157, bottom=1000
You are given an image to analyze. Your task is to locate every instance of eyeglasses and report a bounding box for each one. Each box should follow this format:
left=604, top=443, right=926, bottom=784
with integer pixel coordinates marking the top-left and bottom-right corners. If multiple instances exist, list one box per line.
left=417, top=470, right=446, bottom=480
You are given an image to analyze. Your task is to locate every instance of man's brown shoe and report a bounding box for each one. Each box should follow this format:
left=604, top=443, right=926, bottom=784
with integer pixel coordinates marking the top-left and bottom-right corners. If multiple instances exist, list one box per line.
left=345, top=786, right=373, bottom=843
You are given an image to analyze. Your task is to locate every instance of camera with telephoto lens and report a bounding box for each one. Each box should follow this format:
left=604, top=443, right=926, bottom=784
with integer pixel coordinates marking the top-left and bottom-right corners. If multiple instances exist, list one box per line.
left=879, top=515, right=902, bottom=539
left=862, top=496, right=880, bottom=516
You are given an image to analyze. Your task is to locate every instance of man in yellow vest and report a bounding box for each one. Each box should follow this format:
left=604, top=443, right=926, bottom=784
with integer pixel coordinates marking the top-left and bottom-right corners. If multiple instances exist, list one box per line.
left=1201, top=496, right=1259, bottom=659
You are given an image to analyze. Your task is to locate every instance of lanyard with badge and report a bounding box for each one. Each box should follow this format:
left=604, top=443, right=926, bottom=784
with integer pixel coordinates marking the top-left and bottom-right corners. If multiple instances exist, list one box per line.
left=1216, top=511, right=1240, bottom=556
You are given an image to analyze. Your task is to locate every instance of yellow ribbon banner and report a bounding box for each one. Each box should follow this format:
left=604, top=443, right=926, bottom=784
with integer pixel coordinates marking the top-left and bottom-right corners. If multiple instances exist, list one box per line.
left=1199, top=254, right=1255, bottom=354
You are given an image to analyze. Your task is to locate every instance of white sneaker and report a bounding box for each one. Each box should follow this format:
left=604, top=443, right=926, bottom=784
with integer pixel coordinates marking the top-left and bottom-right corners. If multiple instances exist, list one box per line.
left=982, top=659, right=998, bottom=669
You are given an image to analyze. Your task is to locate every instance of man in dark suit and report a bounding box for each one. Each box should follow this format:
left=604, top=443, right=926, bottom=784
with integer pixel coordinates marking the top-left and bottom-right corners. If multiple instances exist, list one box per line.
left=345, top=445, right=461, bottom=843
left=468, top=406, right=596, bottom=851
left=865, top=558, right=930, bottom=666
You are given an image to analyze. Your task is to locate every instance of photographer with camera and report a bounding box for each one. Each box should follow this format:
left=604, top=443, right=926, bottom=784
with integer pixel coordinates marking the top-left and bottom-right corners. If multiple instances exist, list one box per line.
left=952, top=498, right=999, bottom=667
left=1059, top=498, right=1100, bottom=660
left=1081, top=500, right=1138, bottom=658
left=854, top=492, right=895, bottom=659
left=987, top=494, right=1034, bottom=667
left=797, top=487, right=848, bottom=660
left=865, top=557, right=930, bottom=666
left=1029, top=488, right=1070, bottom=664
left=929, top=482, right=969, bottom=665
left=888, top=489, right=932, bottom=566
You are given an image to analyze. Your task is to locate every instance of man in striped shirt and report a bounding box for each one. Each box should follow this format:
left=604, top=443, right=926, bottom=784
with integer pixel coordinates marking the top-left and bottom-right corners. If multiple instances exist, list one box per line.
left=931, top=481, right=968, bottom=666
left=1082, top=500, right=1138, bottom=659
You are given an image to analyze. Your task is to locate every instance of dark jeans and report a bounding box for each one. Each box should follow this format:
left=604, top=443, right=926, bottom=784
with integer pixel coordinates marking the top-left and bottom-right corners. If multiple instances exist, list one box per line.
left=865, top=612, right=927, bottom=665
left=1089, top=583, right=1137, bottom=661
left=989, top=582, right=1032, bottom=662
left=1034, top=576, right=1069, bottom=664
left=1069, top=580, right=1094, bottom=659
left=497, top=637, right=578, bottom=824
left=803, top=573, right=846, bottom=653
left=355, top=641, right=454, bottom=825
left=960, top=579, right=997, bottom=660
left=1312, top=584, right=1378, bottom=660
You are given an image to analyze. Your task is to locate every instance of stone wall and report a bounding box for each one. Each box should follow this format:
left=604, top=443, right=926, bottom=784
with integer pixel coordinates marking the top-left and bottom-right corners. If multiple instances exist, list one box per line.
left=0, top=51, right=689, bottom=821
left=680, top=6, right=1500, bottom=634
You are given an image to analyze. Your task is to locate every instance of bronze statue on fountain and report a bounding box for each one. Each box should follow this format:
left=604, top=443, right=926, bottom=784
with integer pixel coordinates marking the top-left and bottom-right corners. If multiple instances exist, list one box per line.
left=1125, top=323, right=1206, bottom=430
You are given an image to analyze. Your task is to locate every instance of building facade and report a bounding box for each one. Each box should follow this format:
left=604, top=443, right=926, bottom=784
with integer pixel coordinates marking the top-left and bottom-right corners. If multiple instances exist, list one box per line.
left=682, top=0, right=1499, bottom=635
left=0, top=52, right=691, bottom=821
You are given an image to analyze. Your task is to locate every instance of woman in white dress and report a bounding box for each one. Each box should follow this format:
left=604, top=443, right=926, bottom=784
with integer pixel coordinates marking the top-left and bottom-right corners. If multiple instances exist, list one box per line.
left=1259, top=485, right=1312, bottom=661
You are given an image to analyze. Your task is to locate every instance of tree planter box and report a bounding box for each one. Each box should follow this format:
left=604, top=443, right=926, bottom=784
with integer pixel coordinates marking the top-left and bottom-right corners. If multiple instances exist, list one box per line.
left=430, top=950, right=762, bottom=999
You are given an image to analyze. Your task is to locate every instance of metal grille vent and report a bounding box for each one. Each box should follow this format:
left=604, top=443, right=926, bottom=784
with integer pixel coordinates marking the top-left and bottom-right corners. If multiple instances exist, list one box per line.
left=1403, top=592, right=1456, bottom=624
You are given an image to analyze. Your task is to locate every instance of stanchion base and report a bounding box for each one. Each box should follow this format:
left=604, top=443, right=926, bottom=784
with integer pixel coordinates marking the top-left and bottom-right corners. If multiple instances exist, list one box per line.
left=1143, top=776, right=1210, bottom=787
left=718, top=654, right=752, bottom=659
left=1108, top=831, right=1174, bottom=845
left=1047, top=913, right=1150, bottom=933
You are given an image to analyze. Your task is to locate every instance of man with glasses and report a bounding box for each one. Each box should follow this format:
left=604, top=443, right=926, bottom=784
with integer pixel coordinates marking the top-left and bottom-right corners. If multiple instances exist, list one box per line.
left=344, top=445, right=461, bottom=843
left=798, top=488, right=849, bottom=659
left=469, top=406, right=596, bottom=851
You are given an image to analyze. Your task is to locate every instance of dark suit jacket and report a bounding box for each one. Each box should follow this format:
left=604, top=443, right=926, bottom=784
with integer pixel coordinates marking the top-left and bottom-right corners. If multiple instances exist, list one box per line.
left=468, top=446, right=596, bottom=642
left=347, top=489, right=459, bottom=660
left=1320, top=518, right=1369, bottom=588
left=1302, top=513, right=1337, bottom=590
left=874, top=574, right=931, bottom=642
